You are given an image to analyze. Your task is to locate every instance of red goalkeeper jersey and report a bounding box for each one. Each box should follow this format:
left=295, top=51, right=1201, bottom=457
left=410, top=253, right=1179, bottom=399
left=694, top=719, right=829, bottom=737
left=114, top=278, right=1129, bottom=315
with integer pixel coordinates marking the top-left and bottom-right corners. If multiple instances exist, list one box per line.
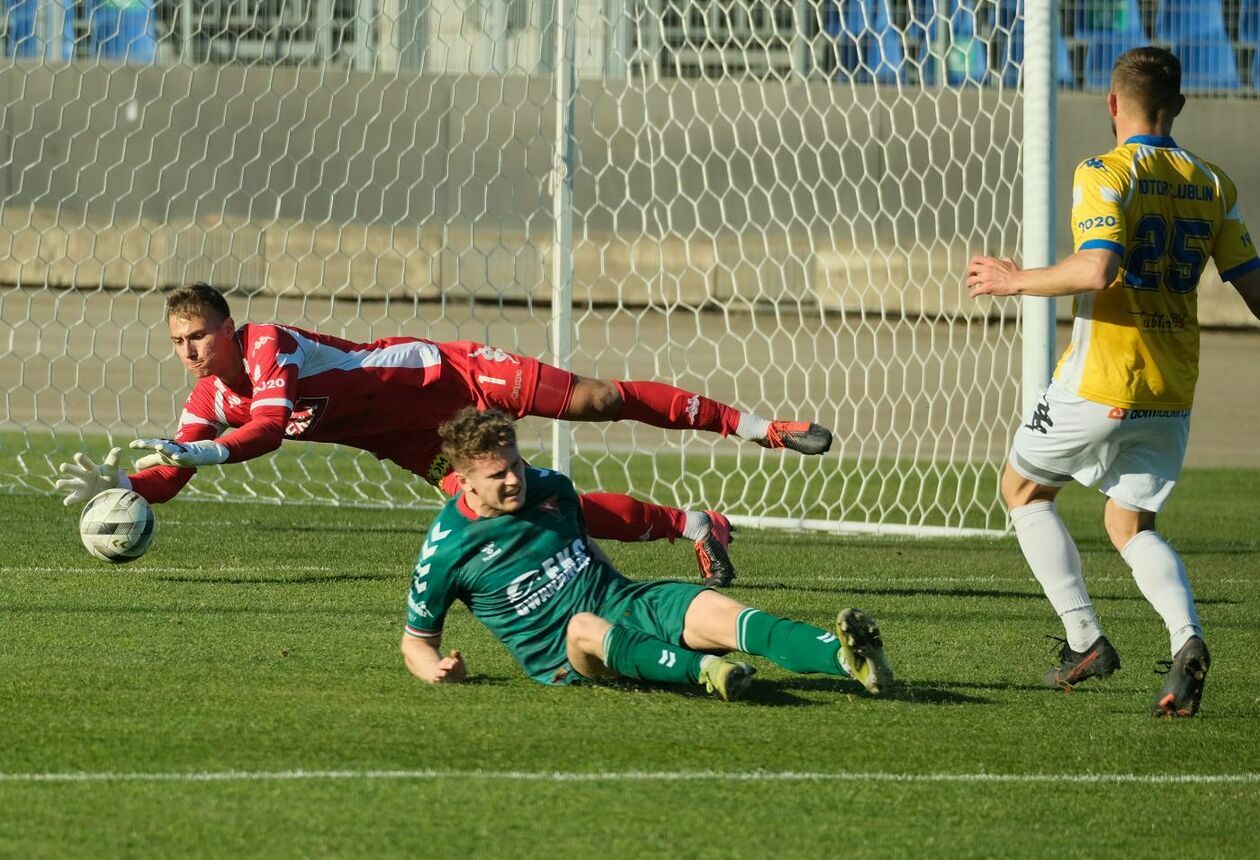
left=129, top=324, right=546, bottom=503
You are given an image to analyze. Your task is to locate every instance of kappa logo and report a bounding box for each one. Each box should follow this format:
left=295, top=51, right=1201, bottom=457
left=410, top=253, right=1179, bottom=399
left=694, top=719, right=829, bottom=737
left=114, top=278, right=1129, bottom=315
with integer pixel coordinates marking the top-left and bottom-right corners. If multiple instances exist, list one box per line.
left=469, top=345, right=520, bottom=365
left=1084, top=157, right=1105, bottom=169
left=684, top=394, right=700, bottom=426
left=251, top=336, right=274, bottom=355
left=1024, top=397, right=1053, bottom=435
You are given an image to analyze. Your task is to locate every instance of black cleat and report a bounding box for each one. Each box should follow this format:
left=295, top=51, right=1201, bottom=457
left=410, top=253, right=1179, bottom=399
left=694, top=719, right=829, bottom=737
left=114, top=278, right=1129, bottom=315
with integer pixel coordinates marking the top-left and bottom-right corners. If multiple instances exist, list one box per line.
left=756, top=421, right=833, bottom=455
left=1153, top=636, right=1211, bottom=718
left=1043, top=635, right=1121, bottom=690
left=694, top=510, right=736, bottom=588
left=836, top=608, right=893, bottom=694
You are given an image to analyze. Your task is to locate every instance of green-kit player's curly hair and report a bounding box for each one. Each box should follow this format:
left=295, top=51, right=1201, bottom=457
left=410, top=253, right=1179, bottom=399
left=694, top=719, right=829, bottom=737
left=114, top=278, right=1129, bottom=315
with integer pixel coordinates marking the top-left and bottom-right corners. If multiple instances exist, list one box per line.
left=439, top=408, right=518, bottom=471
left=165, top=282, right=231, bottom=323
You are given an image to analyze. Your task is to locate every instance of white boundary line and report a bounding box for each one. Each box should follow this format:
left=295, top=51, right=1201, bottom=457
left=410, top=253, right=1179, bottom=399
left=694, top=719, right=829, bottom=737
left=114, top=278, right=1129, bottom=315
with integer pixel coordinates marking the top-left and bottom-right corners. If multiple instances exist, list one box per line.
left=2, top=569, right=1249, bottom=589
left=1, top=769, right=1257, bottom=785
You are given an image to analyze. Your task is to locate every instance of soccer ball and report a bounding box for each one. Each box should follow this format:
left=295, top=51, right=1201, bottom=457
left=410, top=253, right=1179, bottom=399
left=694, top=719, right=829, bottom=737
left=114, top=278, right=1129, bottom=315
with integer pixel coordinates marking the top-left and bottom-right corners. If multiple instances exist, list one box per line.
left=79, top=488, right=157, bottom=563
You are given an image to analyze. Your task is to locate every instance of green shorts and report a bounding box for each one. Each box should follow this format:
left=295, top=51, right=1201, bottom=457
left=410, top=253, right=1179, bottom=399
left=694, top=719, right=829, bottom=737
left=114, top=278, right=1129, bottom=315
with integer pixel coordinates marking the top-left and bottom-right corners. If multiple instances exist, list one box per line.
left=595, top=579, right=709, bottom=645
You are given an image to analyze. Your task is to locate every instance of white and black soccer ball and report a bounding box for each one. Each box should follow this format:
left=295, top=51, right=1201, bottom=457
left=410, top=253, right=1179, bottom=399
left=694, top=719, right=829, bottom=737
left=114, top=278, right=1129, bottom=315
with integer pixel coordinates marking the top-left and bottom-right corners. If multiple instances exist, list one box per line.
left=79, top=488, right=157, bottom=563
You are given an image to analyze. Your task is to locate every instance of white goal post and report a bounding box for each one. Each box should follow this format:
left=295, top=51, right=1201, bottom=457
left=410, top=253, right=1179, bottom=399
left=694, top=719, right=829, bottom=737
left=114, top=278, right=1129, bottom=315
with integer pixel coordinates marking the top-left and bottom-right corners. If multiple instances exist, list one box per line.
left=0, top=0, right=1058, bottom=536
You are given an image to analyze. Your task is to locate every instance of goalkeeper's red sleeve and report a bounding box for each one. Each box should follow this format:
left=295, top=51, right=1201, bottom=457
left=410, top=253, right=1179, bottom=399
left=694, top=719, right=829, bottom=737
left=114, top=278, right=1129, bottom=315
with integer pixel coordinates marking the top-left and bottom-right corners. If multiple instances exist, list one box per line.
left=217, top=408, right=288, bottom=463
left=128, top=464, right=195, bottom=504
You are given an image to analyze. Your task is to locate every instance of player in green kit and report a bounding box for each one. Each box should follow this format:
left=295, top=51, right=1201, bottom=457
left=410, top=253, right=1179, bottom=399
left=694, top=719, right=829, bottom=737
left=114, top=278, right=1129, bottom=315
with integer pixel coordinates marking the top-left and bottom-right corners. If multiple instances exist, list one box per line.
left=400, top=408, right=893, bottom=700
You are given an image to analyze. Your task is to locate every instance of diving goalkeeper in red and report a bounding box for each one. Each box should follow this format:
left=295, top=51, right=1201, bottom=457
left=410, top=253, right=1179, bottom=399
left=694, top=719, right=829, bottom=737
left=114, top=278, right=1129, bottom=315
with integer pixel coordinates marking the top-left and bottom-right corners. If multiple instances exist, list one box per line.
left=56, top=284, right=833, bottom=585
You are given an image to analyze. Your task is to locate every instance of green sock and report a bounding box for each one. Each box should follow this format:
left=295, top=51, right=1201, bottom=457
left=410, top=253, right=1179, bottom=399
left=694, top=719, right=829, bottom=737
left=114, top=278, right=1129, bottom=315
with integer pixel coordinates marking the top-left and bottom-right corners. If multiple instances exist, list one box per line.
left=736, top=608, right=845, bottom=676
left=603, top=625, right=704, bottom=685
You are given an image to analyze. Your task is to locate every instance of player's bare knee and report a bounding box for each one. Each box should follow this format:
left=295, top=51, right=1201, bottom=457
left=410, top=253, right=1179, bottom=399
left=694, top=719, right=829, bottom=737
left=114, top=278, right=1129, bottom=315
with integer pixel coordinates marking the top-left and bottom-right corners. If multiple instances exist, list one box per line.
left=1104, top=499, right=1155, bottom=552
left=569, top=378, right=622, bottom=420
left=566, top=612, right=609, bottom=653
left=1001, top=464, right=1057, bottom=510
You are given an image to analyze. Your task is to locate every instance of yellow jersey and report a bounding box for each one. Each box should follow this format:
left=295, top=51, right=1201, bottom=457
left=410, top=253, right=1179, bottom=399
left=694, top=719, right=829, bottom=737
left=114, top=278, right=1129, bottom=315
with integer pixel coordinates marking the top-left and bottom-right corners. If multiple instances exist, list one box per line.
left=1056, top=134, right=1258, bottom=409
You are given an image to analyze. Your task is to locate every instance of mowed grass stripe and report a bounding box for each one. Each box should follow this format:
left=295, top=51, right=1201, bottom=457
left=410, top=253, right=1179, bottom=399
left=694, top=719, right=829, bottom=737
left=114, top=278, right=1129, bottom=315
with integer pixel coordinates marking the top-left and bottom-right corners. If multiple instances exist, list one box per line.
left=3, top=769, right=1259, bottom=785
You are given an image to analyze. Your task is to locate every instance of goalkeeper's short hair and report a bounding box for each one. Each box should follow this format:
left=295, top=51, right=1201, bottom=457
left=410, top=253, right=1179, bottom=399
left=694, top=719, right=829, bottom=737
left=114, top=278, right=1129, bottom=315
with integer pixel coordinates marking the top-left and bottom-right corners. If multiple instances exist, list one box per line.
left=439, top=408, right=518, bottom=471
left=165, top=282, right=231, bottom=323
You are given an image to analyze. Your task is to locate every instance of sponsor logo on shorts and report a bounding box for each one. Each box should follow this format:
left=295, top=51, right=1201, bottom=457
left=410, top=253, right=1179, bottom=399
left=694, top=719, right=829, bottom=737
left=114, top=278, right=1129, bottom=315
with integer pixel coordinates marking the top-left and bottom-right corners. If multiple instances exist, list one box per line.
left=1108, top=407, right=1127, bottom=420
left=1126, top=408, right=1191, bottom=419
left=1024, top=397, right=1053, bottom=435
left=425, top=452, right=452, bottom=487
left=285, top=397, right=328, bottom=437
left=510, top=369, right=523, bottom=404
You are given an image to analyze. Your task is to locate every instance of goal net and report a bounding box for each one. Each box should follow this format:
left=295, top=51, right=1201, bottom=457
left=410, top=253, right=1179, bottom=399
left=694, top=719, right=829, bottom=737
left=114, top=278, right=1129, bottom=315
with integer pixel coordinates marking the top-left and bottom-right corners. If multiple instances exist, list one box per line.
left=0, top=0, right=1028, bottom=534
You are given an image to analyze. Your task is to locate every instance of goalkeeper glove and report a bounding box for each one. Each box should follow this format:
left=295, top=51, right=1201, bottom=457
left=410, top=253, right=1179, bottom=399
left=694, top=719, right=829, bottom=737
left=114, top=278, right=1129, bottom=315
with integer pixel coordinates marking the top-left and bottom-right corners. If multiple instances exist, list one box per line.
left=55, top=447, right=131, bottom=507
left=130, top=438, right=230, bottom=470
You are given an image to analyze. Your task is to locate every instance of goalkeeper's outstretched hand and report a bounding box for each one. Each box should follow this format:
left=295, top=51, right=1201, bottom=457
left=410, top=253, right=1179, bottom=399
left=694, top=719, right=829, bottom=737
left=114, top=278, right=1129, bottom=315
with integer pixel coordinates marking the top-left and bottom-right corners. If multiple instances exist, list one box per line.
left=55, top=447, right=124, bottom=506
left=130, top=438, right=230, bottom=470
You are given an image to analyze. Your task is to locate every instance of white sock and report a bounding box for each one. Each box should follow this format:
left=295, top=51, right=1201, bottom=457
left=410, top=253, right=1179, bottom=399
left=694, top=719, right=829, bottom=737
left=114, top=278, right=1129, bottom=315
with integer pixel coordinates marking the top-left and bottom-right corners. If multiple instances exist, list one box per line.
left=1011, top=501, right=1102, bottom=651
left=681, top=510, right=710, bottom=543
left=1120, top=530, right=1203, bottom=656
left=735, top=412, right=771, bottom=441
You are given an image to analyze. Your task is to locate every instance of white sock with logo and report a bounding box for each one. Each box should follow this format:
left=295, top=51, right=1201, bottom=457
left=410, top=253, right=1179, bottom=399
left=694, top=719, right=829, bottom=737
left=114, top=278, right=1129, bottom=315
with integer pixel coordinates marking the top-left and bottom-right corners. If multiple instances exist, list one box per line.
left=1120, top=530, right=1202, bottom=656
left=735, top=413, right=771, bottom=441
left=1011, top=500, right=1102, bottom=651
left=681, top=511, right=711, bottom=543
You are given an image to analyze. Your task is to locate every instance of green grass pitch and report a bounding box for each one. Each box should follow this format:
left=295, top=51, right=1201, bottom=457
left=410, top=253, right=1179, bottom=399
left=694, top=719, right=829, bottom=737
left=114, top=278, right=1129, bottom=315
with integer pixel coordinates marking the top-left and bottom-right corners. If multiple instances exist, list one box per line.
left=1, top=468, right=1258, bottom=856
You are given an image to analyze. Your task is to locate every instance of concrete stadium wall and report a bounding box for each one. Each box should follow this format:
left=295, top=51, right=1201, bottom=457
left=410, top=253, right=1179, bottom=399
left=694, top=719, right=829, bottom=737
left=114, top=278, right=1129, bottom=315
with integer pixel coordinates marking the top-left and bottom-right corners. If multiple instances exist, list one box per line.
left=1, top=64, right=1256, bottom=326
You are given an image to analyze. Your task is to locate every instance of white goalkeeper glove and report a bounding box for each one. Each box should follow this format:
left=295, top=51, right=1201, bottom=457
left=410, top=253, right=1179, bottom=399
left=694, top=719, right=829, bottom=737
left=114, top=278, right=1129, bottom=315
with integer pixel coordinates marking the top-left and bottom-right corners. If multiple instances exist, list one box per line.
left=55, top=447, right=131, bottom=507
left=130, top=438, right=230, bottom=470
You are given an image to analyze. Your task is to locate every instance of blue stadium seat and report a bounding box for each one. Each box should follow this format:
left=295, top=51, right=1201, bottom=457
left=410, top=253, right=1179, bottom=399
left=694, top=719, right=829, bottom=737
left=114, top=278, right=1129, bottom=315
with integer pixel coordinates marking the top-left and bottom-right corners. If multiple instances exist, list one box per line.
left=1077, top=0, right=1147, bottom=88
left=1236, top=0, right=1260, bottom=85
left=824, top=0, right=908, bottom=83
left=88, top=0, right=157, bottom=64
left=1155, top=0, right=1240, bottom=89
left=910, top=0, right=990, bottom=86
left=5, top=0, right=75, bottom=60
left=996, top=0, right=1075, bottom=87
left=866, top=0, right=907, bottom=83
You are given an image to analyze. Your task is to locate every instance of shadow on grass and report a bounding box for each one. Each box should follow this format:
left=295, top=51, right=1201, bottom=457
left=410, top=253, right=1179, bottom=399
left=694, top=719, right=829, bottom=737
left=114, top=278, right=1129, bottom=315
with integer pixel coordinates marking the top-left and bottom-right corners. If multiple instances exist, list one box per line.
left=230, top=523, right=427, bottom=536
left=747, top=531, right=1259, bottom=556
left=591, top=676, right=991, bottom=707
left=731, top=581, right=1239, bottom=606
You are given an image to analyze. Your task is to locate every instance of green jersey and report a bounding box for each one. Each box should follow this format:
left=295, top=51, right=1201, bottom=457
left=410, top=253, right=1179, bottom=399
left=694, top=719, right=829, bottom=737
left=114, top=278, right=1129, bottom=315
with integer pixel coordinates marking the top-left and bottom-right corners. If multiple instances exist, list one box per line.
left=404, top=467, right=629, bottom=683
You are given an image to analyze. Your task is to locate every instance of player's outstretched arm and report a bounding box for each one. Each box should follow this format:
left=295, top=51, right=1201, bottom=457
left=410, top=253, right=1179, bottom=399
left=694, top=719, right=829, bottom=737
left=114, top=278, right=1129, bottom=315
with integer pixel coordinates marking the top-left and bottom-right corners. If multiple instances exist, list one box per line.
left=967, top=249, right=1119, bottom=298
left=1230, top=268, right=1260, bottom=321
left=401, top=634, right=467, bottom=684
left=54, top=447, right=131, bottom=506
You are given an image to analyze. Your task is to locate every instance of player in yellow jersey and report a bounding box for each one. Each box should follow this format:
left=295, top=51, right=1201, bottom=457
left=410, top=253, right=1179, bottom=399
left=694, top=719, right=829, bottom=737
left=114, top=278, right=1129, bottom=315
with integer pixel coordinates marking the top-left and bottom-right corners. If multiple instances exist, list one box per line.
left=966, top=47, right=1260, bottom=718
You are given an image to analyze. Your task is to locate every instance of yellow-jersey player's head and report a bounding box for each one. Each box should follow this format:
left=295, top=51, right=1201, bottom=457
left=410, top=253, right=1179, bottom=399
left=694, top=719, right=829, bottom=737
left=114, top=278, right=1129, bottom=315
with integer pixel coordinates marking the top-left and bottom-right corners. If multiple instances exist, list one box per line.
left=1109, top=47, right=1185, bottom=134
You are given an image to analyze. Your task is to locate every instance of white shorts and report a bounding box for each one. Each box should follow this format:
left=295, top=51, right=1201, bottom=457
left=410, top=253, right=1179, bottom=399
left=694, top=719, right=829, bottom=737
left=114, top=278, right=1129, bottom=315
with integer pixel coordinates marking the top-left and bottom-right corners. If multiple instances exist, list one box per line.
left=1008, top=382, right=1191, bottom=513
